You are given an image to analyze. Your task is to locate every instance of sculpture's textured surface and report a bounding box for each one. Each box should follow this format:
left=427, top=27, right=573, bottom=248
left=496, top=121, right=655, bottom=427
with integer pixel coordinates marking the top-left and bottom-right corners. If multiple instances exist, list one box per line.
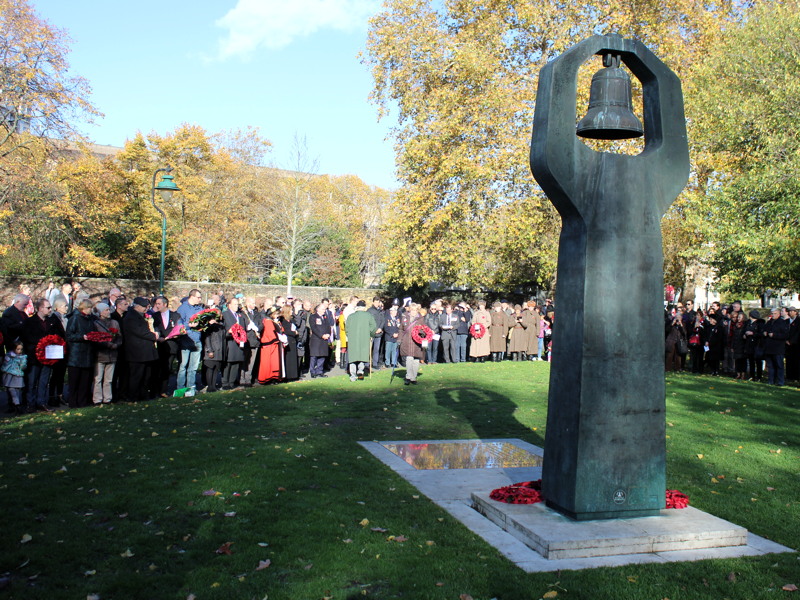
left=530, top=35, right=690, bottom=520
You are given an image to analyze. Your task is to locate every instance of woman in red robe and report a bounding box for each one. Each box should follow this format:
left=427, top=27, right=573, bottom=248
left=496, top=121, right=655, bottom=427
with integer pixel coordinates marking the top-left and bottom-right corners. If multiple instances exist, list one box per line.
left=257, top=307, right=285, bottom=384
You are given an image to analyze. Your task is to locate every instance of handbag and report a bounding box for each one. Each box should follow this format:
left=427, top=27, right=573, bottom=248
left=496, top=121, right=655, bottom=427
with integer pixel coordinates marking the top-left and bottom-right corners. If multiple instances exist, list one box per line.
left=677, top=337, right=689, bottom=355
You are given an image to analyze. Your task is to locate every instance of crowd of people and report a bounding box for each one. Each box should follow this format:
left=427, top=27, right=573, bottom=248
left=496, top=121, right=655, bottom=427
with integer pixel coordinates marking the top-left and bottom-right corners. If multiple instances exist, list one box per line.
left=3, top=279, right=797, bottom=415
left=664, top=300, right=799, bottom=386
left=1, top=282, right=556, bottom=414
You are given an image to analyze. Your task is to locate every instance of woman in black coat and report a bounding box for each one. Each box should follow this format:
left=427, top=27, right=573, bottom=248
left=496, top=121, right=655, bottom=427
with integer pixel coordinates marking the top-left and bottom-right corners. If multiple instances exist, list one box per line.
left=65, top=299, right=96, bottom=407
left=704, top=313, right=726, bottom=376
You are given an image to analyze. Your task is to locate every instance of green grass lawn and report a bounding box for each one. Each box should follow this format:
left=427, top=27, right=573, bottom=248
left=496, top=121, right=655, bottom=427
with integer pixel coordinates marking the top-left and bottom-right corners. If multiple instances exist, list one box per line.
left=1, top=363, right=798, bottom=600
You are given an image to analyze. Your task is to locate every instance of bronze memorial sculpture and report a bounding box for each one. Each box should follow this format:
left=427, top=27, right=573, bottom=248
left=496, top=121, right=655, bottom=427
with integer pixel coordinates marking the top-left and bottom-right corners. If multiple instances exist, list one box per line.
left=530, top=34, right=690, bottom=520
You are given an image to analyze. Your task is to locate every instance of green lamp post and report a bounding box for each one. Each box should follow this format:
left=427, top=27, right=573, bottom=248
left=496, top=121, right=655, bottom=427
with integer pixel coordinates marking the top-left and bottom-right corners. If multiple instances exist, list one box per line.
left=151, top=166, right=181, bottom=295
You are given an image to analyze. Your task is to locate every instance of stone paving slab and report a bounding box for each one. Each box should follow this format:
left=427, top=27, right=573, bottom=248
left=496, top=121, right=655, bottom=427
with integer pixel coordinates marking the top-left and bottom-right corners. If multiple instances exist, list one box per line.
left=359, top=439, right=794, bottom=572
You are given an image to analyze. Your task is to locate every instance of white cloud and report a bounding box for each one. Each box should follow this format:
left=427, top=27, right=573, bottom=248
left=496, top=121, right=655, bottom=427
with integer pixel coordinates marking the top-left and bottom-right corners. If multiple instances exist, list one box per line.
left=215, top=0, right=380, bottom=59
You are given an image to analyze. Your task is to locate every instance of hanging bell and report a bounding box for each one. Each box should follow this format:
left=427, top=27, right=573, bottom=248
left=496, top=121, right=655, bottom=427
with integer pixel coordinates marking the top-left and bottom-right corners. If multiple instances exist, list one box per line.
left=576, top=53, right=644, bottom=140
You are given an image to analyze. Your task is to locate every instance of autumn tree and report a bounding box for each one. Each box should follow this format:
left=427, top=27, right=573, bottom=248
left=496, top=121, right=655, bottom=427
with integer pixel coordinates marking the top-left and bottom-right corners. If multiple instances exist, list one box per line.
left=684, top=0, right=800, bottom=295
left=364, top=0, right=737, bottom=291
left=0, top=0, right=99, bottom=260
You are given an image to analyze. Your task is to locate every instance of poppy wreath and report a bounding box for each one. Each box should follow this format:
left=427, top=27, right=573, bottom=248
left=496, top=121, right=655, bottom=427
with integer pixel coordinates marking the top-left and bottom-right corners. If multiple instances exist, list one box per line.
left=411, top=323, right=434, bottom=345
left=85, top=331, right=113, bottom=343
left=469, top=322, right=487, bottom=339
left=665, top=489, right=690, bottom=509
left=188, top=307, right=222, bottom=331
left=35, top=334, right=66, bottom=366
left=489, top=480, right=543, bottom=504
left=489, top=482, right=690, bottom=509
left=230, top=323, right=247, bottom=344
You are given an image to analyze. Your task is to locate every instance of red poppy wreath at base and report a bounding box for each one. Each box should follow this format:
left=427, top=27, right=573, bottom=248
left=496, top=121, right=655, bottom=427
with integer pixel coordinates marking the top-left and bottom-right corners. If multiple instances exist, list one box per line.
left=469, top=323, right=486, bottom=339
left=411, top=323, right=434, bottom=345
left=490, top=480, right=691, bottom=509
left=35, top=335, right=66, bottom=366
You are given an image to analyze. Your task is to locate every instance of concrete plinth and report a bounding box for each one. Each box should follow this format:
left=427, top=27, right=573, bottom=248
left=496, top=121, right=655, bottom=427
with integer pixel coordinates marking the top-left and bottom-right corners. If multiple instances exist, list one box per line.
left=472, top=492, right=747, bottom=559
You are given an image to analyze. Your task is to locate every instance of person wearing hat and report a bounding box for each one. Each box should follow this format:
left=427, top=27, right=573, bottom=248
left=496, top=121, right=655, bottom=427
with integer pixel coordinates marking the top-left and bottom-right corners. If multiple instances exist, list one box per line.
left=123, top=297, right=159, bottom=402
left=489, top=301, right=513, bottom=362
left=345, top=300, right=377, bottom=381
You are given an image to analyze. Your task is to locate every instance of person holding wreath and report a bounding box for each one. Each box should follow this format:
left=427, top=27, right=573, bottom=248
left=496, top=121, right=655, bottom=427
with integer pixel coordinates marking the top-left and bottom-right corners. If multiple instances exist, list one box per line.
left=22, top=298, right=63, bottom=412
left=221, top=297, right=246, bottom=390
left=398, top=303, right=427, bottom=385
left=468, top=300, right=491, bottom=362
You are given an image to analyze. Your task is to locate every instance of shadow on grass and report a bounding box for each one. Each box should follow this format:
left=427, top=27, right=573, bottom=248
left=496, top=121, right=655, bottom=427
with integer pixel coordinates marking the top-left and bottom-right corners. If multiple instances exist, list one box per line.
left=433, top=384, right=545, bottom=446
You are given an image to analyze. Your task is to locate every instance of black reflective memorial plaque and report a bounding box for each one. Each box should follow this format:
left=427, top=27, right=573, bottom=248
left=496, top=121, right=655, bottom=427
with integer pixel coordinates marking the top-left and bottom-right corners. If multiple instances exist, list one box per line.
left=529, top=34, right=690, bottom=520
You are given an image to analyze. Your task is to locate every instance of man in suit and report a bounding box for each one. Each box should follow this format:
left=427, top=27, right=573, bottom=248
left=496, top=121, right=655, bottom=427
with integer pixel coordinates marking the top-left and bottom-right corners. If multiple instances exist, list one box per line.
left=439, top=302, right=459, bottom=363
left=151, top=296, right=182, bottom=397
left=221, top=297, right=246, bottom=390
left=123, top=297, right=159, bottom=402
left=241, top=296, right=264, bottom=385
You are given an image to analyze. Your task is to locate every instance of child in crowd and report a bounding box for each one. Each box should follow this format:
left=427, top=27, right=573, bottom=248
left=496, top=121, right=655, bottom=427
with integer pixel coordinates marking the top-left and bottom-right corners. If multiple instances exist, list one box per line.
left=2, top=340, right=28, bottom=414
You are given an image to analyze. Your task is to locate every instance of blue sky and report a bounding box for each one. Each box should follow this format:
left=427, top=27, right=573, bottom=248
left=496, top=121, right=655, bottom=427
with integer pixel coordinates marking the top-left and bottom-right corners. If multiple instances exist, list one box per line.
left=31, top=0, right=398, bottom=190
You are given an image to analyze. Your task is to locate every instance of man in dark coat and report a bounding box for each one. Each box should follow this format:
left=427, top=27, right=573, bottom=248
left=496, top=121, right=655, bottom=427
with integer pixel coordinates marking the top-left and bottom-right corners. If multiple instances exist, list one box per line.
left=1, top=294, right=29, bottom=352
left=123, top=297, right=159, bottom=401
left=21, top=298, right=63, bottom=411
left=439, top=303, right=459, bottom=363
left=367, top=297, right=386, bottom=370
left=786, top=307, right=799, bottom=382
left=455, top=302, right=472, bottom=363
left=240, top=296, right=263, bottom=386
left=762, top=308, right=790, bottom=386
left=151, top=296, right=182, bottom=397
left=221, top=297, right=246, bottom=390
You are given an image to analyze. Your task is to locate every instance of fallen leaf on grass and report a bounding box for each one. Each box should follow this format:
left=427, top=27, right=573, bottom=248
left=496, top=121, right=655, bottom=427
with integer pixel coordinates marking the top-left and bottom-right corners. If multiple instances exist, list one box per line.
left=359, top=518, right=370, bottom=527
left=459, top=595, right=474, bottom=600
left=342, top=539, right=353, bottom=543
left=256, top=559, right=271, bottom=571
left=215, top=542, right=233, bottom=555
left=370, top=527, right=388, bottom=533
left=726, top=571, right=736, bottom=582
left=767, top=487, right=776, bottom=492
left=224, top=512, right=236, bottom=517
left=783, top=583, right=798, bottom=591
left=696, top=454, right=704, bottom=460
left=120, top=548, right=134, bottom=558
left=20, top=534, right=32, bottom=544
left=543, top=592, right=558, bottom=599
left=202, top=489, right=219, bottom=496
